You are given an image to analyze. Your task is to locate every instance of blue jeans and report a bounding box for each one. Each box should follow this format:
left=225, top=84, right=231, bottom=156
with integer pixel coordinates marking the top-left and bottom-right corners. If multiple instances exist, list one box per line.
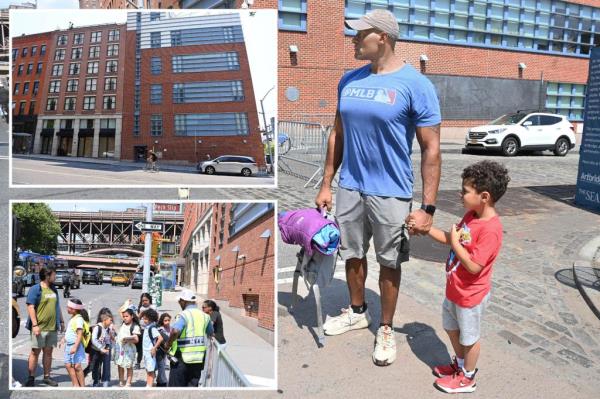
left=156, top=350, right=167, bottom=386
left=90, top=348, right=111, bottom=384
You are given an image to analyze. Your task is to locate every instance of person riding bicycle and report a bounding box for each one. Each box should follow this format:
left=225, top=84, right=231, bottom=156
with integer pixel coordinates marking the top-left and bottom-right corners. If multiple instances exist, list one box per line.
left=146, top=151, right=158, bottom=172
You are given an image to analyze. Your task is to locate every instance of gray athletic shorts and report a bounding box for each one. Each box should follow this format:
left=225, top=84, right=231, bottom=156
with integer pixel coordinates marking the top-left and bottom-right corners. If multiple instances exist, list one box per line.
left=335, top=187, right=411, bottom=269
left=442, top=292, right=491, bottom=346
left=30, top=330, right=58, bottom=349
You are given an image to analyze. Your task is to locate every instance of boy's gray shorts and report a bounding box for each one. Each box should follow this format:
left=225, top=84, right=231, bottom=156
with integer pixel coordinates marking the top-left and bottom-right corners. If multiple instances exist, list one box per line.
left=442, top=292, right=491, bottom=346
left=335, top=187, right=411, bottom=269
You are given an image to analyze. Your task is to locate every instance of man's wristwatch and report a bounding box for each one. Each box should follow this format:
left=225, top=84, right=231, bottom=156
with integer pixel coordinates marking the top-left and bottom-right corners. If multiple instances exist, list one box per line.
left=420, top=204, right=436, bottom=216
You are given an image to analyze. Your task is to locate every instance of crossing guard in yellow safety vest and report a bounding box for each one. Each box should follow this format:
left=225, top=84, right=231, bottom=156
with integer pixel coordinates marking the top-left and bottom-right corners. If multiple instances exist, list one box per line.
left=169, top=307, right=210, bottom=363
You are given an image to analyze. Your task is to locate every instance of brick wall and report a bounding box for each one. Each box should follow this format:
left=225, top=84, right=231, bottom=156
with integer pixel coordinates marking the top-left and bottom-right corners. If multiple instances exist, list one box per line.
left=207, top=203, right=275, bottom=331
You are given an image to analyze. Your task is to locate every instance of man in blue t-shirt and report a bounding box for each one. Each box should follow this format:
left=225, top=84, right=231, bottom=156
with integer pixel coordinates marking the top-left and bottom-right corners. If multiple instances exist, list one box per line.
left=316, top=9, right=442, bottom=367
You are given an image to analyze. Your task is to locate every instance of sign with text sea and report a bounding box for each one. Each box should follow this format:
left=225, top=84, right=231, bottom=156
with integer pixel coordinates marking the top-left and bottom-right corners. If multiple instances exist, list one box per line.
left=575, top=47, right=600, bottom=213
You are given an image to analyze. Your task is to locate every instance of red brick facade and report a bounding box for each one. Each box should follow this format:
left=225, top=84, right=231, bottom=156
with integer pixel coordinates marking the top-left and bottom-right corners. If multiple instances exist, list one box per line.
left=180, top=202, right=212, bottom=258
left=207, top=203, right=274, bottom=331
left=12, top=32, right=52, bottom=134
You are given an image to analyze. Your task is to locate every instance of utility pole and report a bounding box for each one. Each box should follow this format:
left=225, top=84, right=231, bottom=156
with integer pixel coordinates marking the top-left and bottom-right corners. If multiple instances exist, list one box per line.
left=142, top=204, right=153, bottom=292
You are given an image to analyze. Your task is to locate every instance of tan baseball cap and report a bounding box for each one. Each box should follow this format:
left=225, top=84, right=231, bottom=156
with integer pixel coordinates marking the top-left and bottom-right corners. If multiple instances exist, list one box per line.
left=345, top=9, right=399, bottom=41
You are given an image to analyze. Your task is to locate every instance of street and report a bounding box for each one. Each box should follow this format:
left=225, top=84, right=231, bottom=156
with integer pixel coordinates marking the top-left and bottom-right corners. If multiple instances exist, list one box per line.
left=12, top=158, right=275, bottom=186
left=11, top=282, right=275, bottom=388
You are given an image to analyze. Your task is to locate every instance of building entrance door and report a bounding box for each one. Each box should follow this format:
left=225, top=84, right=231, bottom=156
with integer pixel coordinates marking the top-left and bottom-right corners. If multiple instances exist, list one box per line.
left=134, top=145, right=147, bottom=162
left=57, top=136, right=72, bottom=156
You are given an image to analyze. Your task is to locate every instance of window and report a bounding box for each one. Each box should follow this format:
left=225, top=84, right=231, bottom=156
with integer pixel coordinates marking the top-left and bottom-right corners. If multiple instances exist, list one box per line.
left=170, top=26, right=243, bottom=46
left=60, top=119, right=74, bottom=129
left=85, top=78, right=97, bottom=92
left=64, top=97, right=77, bottom=111
left=19, top=101, right=26, bottom=114
left=151, top=57, right=162, bottom=74
left=150, top=85, right=162, bottom=104
left=29, top=101, right=36, bottom=115
left=546, top=82, right=586, bottom=121
left=80, top=119, right=94, bottom=129
left=71, top=47, right=83, bottom=60
left=174, top=113, right=249, bottom=136
left=172, top=52, right=239, bottom=73
left=23, top=82, right=30, bottom=95
left=108, top=29, right=120, bottom=42
left=103, top=96, right=116, bottom=110
left=107, top=44, right=119, bottom=57
left=100, top=119, right=116, bottom=129
left=87, top=61, right=99, bottom=74
left=26, top=63, right=33, bottom=74
left=40, top=45, right=46, bottom=55
left=229, top=203, right=274, bottom=236
left=91, top=31, right=102, bottom=43
left=69, top=63, right=81, bottom=75
left=151, top=114, right=162, bottom=136
left=279, top=0, right=307, bottom=31
left=54, top=49, right=65, bottom=61
left=73, top=33, right=84, bottom=45
left=46, top=98, right=58, bottom=111
left=66, top=79, right=79, bottom=92
left=150, top=12, right=161, bottom=21
left=539, top=115, right=562, bottom=125
left=57, top=35, right=67, bottom=46
left=104, top=77, right=117, bottom=91
left=51, top=64, right=64, bottom=76
left=31, top=46, right=37, bottom=56
left=49, top=80, right=61, bottom=93
left=13, top=83, right=20, bottom=95
left=151, top=32, right=161, bottom=48
left=33, top=81, right=39, bottom=96
left=83, top=96, right=96, bottom=110
left=21, top=47, right=28, bottom=57
left=89, top=46, right=100, bottom=59
left=12, top=49, right=18, bottom=60
left=173, top=81, right=244, bottom=103
left=17, top=64, right=24, bottom=75
left=105, top=60, right=118, bottom=74
left=43, top=120, right=55, bottom=129
left=36, top=62, right=43, bottom=74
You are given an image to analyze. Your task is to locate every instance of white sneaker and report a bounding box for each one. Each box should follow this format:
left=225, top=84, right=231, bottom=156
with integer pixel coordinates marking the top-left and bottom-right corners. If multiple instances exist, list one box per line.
left=323, top=306, right=372, bottom=335
left=372, top=325, right=396, bottom=366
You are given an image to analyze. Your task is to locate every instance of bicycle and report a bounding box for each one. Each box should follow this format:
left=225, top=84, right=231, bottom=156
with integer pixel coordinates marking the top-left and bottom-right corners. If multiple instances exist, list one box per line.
left=278, top=133, right=292, bottom=155
left=143, top=161, right=159, bottom=173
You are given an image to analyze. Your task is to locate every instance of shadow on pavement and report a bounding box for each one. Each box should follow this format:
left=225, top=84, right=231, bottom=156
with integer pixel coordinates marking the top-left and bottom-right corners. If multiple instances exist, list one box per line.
left=554, top=267, right=596, bottom=290
left=11, top=356, right=73, bottom=386
left=410, top=235, right=449, bottom=263
left=395, top=322, right=451, bottom=370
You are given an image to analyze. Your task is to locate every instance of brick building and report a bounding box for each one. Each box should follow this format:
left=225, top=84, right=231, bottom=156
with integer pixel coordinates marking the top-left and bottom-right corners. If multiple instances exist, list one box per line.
left=11, top=32, right=52, bottom=139
left=164, top=0, right=595, bottom=142
left=179, top=202, right=212, bottom=295
left=79, top=0, right=101, bottom=8
left=121, top=12, right=264, bottom=165
left=12, top=24, right=127, bottom=158
left=207, top=202, right=274, bottom=334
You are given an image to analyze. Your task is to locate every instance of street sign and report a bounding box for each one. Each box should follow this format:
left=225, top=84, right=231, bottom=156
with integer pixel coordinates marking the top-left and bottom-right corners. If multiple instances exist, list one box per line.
left=153, top=203, right=182, bottom=215
left=134, top=221, right=163, bottom=232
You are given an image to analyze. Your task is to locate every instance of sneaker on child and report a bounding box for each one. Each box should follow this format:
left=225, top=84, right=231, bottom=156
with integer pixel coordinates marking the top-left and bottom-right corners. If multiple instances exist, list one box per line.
left=433, top=357, right=460, bottom=377
left=434, top=369, right=478, bottom=394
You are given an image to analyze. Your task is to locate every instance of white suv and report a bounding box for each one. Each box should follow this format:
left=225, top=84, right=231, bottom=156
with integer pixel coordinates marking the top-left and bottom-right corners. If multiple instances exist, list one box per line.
left=464, top=112, right=576, bottom=157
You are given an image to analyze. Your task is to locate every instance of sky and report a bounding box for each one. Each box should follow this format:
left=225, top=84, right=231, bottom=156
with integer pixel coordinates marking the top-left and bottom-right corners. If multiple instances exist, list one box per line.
left=49, top=202, right=147, bottom=212
left=10, top=8, right=277, bottom=129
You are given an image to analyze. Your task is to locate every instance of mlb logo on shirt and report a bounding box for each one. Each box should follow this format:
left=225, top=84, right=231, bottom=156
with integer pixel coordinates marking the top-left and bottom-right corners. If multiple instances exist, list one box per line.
left=341, top=87, right=396, bottom=105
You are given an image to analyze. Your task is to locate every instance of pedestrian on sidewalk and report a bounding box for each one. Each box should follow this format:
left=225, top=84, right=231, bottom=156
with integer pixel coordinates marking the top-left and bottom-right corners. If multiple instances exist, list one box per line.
left=420, top=160, right=509, bottom=393
left=140, top=308, right=163, bottom=387
left=165, top=289, right=213, bottom=387
left=136, top=293, right=157, bottom=370
left=25, top=266, right=65, bottom=387
left=315, top=8, right=441, bottom=366
left=202, top=300, right=226, bottom=348
left=60, top=298, right=90, bottom=387
left=156, top=313, right=172, bottom=387
left=87, top=309, right=115, bottom=387
left=114, top=308, right=141, bottom=387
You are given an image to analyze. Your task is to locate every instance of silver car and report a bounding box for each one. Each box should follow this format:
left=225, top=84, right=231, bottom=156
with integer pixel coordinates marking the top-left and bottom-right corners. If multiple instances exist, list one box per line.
left=197, top=155, right=258, bottom=177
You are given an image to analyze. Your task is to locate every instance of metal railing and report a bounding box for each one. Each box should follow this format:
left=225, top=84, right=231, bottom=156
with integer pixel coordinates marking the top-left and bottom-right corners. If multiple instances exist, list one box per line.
left=201, top=337, right=251, bottom=387
left=278, top=120, right=332, bottom=188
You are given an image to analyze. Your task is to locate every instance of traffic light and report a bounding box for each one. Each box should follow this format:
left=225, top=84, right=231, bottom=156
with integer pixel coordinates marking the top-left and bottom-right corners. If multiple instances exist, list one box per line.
left=151, top=232, right=162, bottom=263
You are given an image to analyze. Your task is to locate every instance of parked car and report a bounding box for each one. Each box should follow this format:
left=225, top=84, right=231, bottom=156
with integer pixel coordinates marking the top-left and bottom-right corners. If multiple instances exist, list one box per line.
left=131, top=272, right=143, bottom=289
left=197, top=155, right=258, bottom=177
left=12, top=298, right=20, bottom=338
left=82, top=269, right=102, bottom=285
left=55, top=269, right=81, bottom=289
left=102, top=271, right=114, bottom=284
left=25, top=272, right=40, bottom=287
left=463, top=111, right=576, bottom=157
left=111, top=273, right=130, bottom=286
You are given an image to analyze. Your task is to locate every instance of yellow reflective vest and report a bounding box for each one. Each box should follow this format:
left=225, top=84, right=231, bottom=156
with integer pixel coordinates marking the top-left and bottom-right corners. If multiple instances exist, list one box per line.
left=169, top=307, right=209, bottom=364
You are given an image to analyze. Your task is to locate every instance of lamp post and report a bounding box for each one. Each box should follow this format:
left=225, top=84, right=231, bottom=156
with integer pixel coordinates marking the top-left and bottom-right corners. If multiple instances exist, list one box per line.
left=260, top=86, right=275, bottom=173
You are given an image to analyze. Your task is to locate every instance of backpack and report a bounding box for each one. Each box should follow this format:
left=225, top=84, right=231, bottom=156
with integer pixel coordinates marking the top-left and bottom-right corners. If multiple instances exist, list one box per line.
left=71, top=315, right=91, bottom=351
left=151, top=327, right=170, bottom=352
left=85, top=324, right=104, bottom=354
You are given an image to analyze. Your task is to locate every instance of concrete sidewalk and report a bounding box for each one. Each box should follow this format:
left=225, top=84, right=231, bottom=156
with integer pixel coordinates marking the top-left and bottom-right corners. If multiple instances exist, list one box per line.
left=160, top=289, right=275, bottom=387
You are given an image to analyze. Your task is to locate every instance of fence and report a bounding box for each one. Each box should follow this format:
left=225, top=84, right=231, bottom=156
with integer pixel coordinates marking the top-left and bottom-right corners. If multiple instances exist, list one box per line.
left=277, top=120, right=333, bottom=188
left=201, top=337, right=251, bottom=388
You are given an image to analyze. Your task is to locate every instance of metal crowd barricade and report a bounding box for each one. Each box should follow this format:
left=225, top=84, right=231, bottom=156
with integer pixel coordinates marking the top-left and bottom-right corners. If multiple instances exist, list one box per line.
left=278, top=121, right=330, bottom=188
left=201, top=337, right=251, bottom=387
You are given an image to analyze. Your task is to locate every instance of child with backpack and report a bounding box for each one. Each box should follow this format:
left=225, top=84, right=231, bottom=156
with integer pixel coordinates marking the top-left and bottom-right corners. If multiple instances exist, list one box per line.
left=114, top=308, right=141, bottom=387
left=60, top=298, right=89, bottom=387
left=140, top=308, right=163, bottom=387
left=156, top=312, right=172, bottom=387
left=88, top=308, right=115, bottom=387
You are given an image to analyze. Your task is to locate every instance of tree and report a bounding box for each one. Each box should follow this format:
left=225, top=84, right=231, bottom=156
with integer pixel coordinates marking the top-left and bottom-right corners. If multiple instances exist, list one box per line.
left=12, top=203, right=60, bottom=255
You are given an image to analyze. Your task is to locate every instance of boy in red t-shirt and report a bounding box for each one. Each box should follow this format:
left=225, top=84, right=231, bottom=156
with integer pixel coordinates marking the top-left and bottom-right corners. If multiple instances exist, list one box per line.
left=420, top=160, right=510, bottom=393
